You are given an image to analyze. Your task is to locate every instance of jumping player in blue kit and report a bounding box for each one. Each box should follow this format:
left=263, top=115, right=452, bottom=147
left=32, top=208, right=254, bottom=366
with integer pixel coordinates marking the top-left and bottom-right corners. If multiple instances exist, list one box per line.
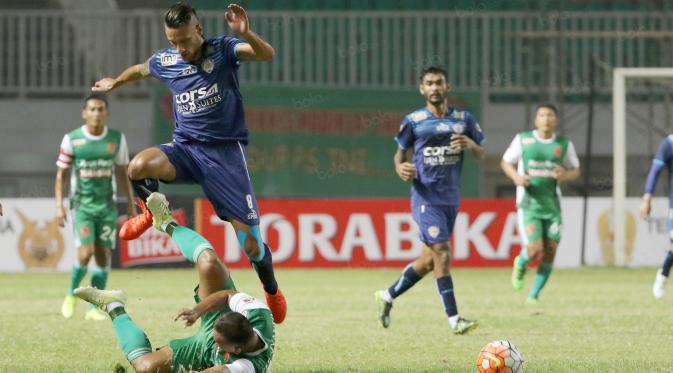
left=91, top=2, right=286, bottom=323
left=374, top=66, right=485, bottom=334
left=641, top=134, right=673, bottom=300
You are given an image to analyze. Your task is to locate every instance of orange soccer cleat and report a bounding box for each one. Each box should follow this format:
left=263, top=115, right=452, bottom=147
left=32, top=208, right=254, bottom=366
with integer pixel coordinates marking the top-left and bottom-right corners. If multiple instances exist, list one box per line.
left=119, top=200, right=153, bottom=240
left=264, top=288, right=287, bottom=324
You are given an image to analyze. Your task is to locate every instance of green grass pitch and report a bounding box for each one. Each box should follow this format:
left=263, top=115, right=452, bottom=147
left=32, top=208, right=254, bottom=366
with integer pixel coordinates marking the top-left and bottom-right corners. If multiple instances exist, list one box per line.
left=1, top=267, right=672, bottom=372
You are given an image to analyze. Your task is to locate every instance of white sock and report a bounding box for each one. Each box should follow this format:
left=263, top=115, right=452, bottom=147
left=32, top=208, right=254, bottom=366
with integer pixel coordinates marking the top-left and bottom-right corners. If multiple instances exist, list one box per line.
left=106, top=301, right=123, bottom=313
left=448, top=314, right=460, bottom=328
left=381, top=290, right=393, bottom=303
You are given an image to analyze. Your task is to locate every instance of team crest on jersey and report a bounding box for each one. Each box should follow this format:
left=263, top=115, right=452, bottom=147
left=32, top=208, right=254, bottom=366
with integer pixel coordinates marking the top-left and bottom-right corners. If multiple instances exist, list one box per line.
left=452, top=124, right=465, bottom=134
left=72, top=139, right=86, bottom=147
left=526, top=224, right=536, bottom=235
left=554, top=146, right=562, bottom=157
left=181, top=66, right=197, bottom=76
left=107, top=143, right=116, bottom=154
left=436, top=123, right=451, bottom=133
left=428, top=226, right=440, bottom=238
left=202, top=58, right=214, bottom=74
left=410, top=111, right=428, bottom=122
left=160, top=53, right=178, bottom=66
left=452, top=110, right=465, bottom=120
left=522, top=138, right=535, bottom=145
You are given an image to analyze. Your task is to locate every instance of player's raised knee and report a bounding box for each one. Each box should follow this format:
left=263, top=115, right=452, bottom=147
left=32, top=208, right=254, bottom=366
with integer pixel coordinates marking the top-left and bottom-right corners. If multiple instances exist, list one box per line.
left=131, top=356, right=160, bottom=373
left=127, top=155, right=149, bottom=180
left=196, top=249, right=223, bottom=272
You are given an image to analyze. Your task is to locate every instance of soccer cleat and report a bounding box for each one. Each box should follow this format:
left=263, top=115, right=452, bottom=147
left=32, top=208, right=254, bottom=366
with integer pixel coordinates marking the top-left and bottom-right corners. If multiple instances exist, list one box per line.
left=84, top=307, right=109, bottom=321
left=511, top=256, right=526, bottom=291
left=524, top=297, right=539, bottom=306
left=146, top=192, right=174, bottom=232
left=451, top=317, right=478, bottom=335
left=264, top=288, right=287, bottom=324
left=374, top=290, right=393, bottom=328
left=61, top=294, right=77, bottom=319
left=74, top=286, right=127, bottom=310
left=119, top=199, right=153, bottom=240
left=653, top=269, right=668, bottom=299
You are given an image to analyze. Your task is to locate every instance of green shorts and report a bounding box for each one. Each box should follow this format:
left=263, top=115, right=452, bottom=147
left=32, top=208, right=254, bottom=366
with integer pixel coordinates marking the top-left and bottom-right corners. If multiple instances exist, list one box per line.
left=170, top=275, right=236, bottom=373
left=518, top=209, right=562, bottom=244
left=72, top=208, right=117, bottom=248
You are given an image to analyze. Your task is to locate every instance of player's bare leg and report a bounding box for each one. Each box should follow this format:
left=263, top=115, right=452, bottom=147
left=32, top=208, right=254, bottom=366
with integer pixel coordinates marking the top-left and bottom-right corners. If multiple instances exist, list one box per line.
left=121, top=147, right=177, bottom=240
left=84, top=245, right=112, bottom=321
left=375, top=246, right=433, bottom=328
left=526, top=239, right=557, bottom=304
left=429, top=242, right=477, bottom=335
left=653, top=244, right=673, bottom=299
left=74, top=286, right=171, bottom=373
left=230, top=219, right=286, bottom=323
left=62, top=244, right=94, bottom=318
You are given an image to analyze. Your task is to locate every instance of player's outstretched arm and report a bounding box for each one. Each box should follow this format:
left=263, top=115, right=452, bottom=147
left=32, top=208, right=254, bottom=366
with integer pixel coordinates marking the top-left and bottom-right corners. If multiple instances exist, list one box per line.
left=225, top=4, right=274, bottom=61
left=92, top=57, right=153, bottom=93
left=55, top=167, right=69, bottom=227
left=174, top=290, right=239, bottom=327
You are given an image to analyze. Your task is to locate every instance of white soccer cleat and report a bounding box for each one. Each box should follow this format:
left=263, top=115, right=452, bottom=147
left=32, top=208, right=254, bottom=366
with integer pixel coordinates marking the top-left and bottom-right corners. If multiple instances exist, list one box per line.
left=653, top=269, right=667, bottom=299
left=146, top=192, right=174, bottom=231
left=74, top=287, right=127, bottom=310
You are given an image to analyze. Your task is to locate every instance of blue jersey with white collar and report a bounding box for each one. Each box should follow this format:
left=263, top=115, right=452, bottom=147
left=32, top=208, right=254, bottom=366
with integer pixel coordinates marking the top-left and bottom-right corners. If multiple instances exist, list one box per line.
left=395, top=107, right=485, bottom=206
left=149, top=35, right=247, bottom=144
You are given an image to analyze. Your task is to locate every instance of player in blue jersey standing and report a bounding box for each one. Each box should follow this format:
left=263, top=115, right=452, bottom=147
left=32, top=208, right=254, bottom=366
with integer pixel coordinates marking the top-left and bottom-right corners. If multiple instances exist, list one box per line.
left=641, top=134, right=673, bottom=299
left=91, top=2, right=286, bottom=323
left=374, top=66, right=484, bottom=334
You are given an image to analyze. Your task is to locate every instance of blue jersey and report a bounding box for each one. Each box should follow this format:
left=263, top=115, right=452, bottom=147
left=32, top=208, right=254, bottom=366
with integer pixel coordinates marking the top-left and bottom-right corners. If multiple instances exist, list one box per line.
left=149, top=35, right=247, bottom=144
left=395, top=107, right=485, bottom=206
left=645, top=135, right=673, bottom=206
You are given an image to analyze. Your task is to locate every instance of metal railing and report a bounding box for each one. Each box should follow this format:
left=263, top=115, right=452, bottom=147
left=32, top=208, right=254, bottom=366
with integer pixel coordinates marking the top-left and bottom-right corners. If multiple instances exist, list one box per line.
left=1, top=10, right=673, bottom=96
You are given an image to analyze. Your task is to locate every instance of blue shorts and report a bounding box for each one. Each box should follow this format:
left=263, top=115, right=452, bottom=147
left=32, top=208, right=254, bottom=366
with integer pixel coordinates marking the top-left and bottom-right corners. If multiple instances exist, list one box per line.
left=412, top=203, right=458, bottom=245
left=158, top=141, right=259, bottom=226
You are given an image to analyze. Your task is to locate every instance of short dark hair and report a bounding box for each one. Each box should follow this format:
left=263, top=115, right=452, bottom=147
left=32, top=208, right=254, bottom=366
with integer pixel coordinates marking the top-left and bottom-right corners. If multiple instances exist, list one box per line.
left=536, top=103, right=558, bottom=116
left=84, top=94, right=108, bottom=110
left=420, top=66, right=448, bottom=82
left=214, top=312, right=254, bottom=345
left=165, top=2, right=198, bottom=28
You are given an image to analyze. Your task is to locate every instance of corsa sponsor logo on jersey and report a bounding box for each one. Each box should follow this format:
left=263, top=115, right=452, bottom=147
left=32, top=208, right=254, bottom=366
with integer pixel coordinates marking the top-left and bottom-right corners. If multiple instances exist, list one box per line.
left=174, top=83, right=222, bottom=115
left=422, top=145, right=461, bottom=166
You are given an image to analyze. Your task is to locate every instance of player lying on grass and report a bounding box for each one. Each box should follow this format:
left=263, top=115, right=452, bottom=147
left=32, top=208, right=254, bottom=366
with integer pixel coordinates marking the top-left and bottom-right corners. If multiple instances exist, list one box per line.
left=75, top=192, right=274, bottom=373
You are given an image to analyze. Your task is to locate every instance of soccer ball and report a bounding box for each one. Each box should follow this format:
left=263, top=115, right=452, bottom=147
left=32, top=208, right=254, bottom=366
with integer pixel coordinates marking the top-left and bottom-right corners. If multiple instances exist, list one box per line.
left=476, top=340, right=525, bottom=373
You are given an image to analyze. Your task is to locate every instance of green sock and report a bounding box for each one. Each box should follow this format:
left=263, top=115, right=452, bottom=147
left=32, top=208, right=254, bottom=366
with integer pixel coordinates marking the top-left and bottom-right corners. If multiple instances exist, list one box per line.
left=88, top=266, right=109, bottom=310
left=111, top=311, right=152, bottom=362
left=68, top=263, right=88, bottom=295
left=169, top=225, right=213, bottom=263
left=91, top=266, right=109, bottom=290
left=517, top=251, right=530, bottom=270
left=528, top=261, right=553, bottom=299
